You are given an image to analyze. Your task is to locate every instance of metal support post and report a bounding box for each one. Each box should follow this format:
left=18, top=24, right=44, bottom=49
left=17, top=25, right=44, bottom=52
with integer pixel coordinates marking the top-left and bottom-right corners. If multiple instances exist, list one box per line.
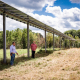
left=69, top=40, right=70, bottom=48
left=3, top=12, right=6, bottom=63
left=45, top=30, right=46, bottom=53
left=73, top=41, right=74, bottom=48
left=60, top=37, right=61, bottom=50
left=53, top=32, right=54, bottom=51
left=27, top=22, right=29, bottom=57
left=64, top=38, right=65, bottom=49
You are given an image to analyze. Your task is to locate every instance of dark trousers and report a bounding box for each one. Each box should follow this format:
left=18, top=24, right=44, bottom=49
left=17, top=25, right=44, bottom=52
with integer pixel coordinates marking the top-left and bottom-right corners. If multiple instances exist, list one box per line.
left=10, top=53, right=15, bottom=65
left=32, top=51, right=35, bottom=58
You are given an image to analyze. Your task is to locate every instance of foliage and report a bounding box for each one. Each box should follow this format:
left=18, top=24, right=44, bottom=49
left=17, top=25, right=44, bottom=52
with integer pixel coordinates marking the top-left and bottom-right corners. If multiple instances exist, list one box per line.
left=0, top=28, right=80, bottom=49
left=0, top=28, right=44, bottom=49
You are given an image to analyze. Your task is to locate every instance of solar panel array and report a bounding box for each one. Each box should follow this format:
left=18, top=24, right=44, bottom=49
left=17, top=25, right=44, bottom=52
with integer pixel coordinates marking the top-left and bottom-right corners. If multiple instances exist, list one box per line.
left=0, top=1, right=75, bottom=41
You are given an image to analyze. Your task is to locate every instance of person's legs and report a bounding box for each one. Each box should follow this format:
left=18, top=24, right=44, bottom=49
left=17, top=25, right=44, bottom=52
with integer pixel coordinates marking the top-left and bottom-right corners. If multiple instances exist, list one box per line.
left=10, top=54, right=15, bottom=65
left=32, top=51, right=34, bottom=58
left=33, top=51, right=35, bottom=58
left=32, top=51, right=35, bottom=58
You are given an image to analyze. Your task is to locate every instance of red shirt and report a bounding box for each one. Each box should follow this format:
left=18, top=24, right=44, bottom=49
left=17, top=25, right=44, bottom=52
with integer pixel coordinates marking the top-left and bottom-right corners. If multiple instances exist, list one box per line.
left=31, top=43, right=37, bottom=51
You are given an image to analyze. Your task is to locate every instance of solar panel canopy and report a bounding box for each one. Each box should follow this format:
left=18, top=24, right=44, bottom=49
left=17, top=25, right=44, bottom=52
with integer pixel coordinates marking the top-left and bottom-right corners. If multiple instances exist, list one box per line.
left=0, top=0, right=75, bottom=41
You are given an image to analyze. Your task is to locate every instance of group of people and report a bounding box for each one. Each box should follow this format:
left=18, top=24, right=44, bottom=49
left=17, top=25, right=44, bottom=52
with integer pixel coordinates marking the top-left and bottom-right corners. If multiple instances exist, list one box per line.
left=10, top=41, right=37, bottom=65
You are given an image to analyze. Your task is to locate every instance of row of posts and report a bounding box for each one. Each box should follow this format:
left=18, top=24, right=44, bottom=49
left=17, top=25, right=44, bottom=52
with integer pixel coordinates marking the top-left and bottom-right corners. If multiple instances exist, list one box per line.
left=3, top=13, right=76, bottom=63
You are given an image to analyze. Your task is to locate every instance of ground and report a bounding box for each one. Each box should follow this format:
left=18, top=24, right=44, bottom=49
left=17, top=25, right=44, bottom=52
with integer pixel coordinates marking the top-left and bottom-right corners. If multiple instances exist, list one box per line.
left=0, top=48, right=80, bottom=80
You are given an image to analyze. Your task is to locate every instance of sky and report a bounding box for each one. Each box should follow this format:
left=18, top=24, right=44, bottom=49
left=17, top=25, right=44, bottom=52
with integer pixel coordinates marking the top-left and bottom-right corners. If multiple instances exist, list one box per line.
left=0, top=0, right=80, bottom=36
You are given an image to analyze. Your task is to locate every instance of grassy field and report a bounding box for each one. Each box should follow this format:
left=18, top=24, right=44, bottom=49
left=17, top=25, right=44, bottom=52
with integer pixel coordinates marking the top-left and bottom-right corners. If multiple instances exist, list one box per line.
left=0, top=48, right=40, bottom=60
left=0, top=48, right=80, bottom=80
left=0, top=48, right=60, bottom=60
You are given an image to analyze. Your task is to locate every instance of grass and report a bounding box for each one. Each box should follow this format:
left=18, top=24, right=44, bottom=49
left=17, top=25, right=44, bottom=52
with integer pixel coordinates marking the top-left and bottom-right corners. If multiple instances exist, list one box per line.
left=0, top=48, right=80, bottom=80
left=0, top=48, right=40, bottom=60
left=0, top=48, right=60, bottom=60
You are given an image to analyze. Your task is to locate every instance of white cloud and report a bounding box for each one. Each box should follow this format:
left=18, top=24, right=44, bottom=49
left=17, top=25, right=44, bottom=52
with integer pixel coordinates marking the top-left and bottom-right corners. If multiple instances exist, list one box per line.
left=70, top=0, right=80, bottom=3
left=32, top=30, right=44, bottom=37
left=11, top=4, right=35, bottom=13
left=2, top=0, right=56, bottom=12
left=46, top=6, right=62, bottom=17
left=45, top=6, right=80, bottom=30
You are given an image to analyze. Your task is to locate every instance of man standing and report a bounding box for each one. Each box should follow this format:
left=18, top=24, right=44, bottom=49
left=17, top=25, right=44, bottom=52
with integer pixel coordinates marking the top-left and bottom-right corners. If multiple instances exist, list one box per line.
left=31, top=41, right=37, bottom=58
left=10, top=42, right=18, bottom=65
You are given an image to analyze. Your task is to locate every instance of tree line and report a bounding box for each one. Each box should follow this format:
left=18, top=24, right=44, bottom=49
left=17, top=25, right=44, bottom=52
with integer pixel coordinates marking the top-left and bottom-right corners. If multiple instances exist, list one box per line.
left=0, top=28, right=44, bottom=49
left=0, top=29, right=80, bottom=49
left=46, top=29, right=80, bottom=48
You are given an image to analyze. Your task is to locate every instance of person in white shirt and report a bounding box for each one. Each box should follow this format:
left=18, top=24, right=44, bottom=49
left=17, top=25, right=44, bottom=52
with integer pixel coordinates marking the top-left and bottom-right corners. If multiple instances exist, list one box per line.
left=10, top=42, right=18, bottom=65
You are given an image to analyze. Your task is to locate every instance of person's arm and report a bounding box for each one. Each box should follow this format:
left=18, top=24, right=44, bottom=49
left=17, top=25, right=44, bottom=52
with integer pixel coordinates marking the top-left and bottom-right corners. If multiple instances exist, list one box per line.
left=16, top=51, right=18, bottom=55
left=15, top=47, right=18, bottom=55
left=15, top=51, right=18, bottom=55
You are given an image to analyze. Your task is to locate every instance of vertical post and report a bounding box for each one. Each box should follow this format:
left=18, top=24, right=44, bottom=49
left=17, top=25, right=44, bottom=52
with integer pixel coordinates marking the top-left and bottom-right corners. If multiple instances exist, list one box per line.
left=78, top=42, right=79, bottom=48
left=69, top=40, right=70, bottom=48
left=75, top=41, right=76, bottom=48
left=27, top=22, right=29, bottom=57
left=64, top=38, right=65, bottom=49
left=60, top=37, right=61, bottom=50
left=3, top=12, right=6, bottom=63
left=74, top=41, right=75, bottom=47
left=45, top=30, right=46, bottom=53
left=53, top=32, right=54, bottom=51
left=73, top=41, right=74, bottom=48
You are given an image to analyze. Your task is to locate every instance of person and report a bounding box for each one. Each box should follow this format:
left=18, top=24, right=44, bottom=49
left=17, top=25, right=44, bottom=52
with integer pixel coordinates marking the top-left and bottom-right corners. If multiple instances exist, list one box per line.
left=31, top=41, right=37, bottom=58
left=10, top=42, right=18, bottom=65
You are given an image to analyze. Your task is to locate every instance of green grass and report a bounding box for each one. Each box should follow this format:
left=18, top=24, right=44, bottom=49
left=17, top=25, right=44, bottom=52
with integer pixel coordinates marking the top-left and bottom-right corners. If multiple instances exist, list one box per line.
left=0, top=48, right=53, bottom=70
left=0, top=48, right=61, bottom=70
left=0, top=48, right=40, bottom=60
left=0, top=48, right=61, bottom=60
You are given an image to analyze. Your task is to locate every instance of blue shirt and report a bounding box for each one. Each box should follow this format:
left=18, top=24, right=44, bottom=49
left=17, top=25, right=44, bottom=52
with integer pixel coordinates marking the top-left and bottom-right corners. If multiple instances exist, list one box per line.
left=10, top=45, right=17, bottom=54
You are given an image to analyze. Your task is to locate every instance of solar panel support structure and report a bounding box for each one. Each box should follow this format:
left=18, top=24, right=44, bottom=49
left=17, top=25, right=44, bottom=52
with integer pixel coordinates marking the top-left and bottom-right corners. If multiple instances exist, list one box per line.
left=53, top=32, right=54, bottom=51
left=3, top=12, right=6, bottom=63
left=27, top=22, right=29, bottom=57
left=64, top=38, right=65, bottom=49
left=78, top=42, right=79, bottom=48
left=73, top=41, right=74, bottom=48
left=69, top=40, right=70, bottom=48
left=60, top=37, right=61, bottom=50
left=45, top=29, right=46, bottom=53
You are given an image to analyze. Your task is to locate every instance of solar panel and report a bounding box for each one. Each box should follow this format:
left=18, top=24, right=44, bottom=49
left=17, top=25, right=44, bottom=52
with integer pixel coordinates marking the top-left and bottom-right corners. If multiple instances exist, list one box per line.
left=0, top=0, right=75, bottom=41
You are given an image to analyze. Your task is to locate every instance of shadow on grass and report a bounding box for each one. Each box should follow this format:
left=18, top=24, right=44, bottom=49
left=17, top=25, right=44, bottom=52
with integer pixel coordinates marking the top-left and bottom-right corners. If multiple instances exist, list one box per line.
left=0, top=49, right=59, bottom=71
left=35, top=49, right=53, bottom=58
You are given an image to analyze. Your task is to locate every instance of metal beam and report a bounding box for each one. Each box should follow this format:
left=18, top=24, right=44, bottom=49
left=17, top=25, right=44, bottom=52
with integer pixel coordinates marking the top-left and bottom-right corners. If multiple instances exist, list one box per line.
left=5, top=10, right=18, bottom=11
left=3, top=12, right=6, bottom=63
left=0, top=3, right=5, bottom=4
left=0, top=7, right=10, bottom=8
left=15, top=15, right=27, bottom=17
left=11, top=13, right=23, bottom=14
left=45, top=29, right=46, bottom=53
left=27, top=22, right=29, bottom=57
